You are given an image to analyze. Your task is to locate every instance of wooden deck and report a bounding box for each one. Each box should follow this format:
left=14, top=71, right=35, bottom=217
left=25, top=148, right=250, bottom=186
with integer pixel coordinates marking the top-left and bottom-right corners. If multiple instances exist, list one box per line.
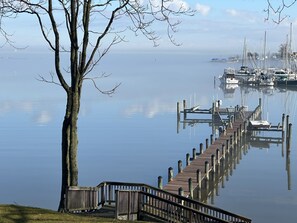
left=164, top=104, right=261, bottom=197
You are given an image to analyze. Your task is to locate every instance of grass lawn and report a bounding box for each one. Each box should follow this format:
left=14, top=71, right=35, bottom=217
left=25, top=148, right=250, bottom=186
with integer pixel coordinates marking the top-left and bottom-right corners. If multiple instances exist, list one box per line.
left=0, top=204, right=147, bottom=223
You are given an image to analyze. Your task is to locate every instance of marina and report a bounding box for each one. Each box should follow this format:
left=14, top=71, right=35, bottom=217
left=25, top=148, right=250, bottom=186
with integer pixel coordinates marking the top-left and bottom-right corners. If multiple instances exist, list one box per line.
left=1, top=51, right=296, bottom=223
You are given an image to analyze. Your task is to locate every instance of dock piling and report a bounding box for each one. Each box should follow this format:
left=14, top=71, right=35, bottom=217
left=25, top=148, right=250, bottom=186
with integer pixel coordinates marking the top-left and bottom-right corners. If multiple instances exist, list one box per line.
left=158, top=176, right=163, bottom=189
left=186, top=153, right=190, bottom=166
left=178, top=160, right=183, bottom=173
left=199, top=143, right=204, bottom=155
left=196, top=169, right=201, bottom=188
left=192, top=148, right=197, bottom=160
left=188, top=178, right=193, bottom=199
left=205, top=161, right=210, bottom=180
left=168, top=167, right=173, bottom=182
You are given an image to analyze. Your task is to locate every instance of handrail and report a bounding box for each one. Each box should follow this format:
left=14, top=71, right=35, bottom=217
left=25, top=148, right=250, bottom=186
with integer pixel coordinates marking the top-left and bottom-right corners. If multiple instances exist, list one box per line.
left=139, top=190, right=230, bottom=223
left=96, top=181, right=252, bottom=223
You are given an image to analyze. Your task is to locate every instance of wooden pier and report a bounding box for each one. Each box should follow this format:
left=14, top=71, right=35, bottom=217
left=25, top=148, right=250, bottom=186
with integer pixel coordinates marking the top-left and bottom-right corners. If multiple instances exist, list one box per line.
left=65, top=99, right=291, bottom=223
left=165, top=99, right=291, bottom=198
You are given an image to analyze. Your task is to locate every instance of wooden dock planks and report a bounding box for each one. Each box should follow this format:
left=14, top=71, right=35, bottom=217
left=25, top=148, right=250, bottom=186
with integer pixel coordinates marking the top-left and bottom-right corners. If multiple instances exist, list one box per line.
left=164, top=116, right=247, bottom=196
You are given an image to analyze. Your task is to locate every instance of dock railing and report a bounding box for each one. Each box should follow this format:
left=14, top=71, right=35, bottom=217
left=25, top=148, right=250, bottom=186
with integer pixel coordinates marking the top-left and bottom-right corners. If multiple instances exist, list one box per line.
left=66, top=181, right=252, bottom=222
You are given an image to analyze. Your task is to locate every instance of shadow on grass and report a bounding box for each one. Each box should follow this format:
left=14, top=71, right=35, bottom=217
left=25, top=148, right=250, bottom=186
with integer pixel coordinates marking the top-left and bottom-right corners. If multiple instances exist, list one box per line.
left=1, top=204, right=30, bottom=223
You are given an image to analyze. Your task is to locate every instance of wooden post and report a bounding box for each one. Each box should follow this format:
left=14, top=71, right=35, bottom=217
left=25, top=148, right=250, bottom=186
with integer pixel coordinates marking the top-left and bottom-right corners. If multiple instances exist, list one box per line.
left=197, top=169, right=201, bottom=188
left=233, top=131, right=236, bottom=144
left=158, top=176, right=163, bottom=189
left=178, top=160, right=183, bottom=173
left=186, top=153, right=190, bottom=166
left=183, top=99, right=187, bottom=119
left=259, top=97, right=262, bottom=107
left=178, top=187, right=184, bottom=205
left=206, top=138, right=209, bottom=149
left=282, top=113, right=285, bottom=141
left=188, top=178, right=193, bottom=199
left=205, top=161, right=209, bottom=180
left=230, top=135, right=233, bottom=147
left=177, top=102, right=180, bottom=120
left=287, top=123, right=292, bottom=153
left=192, top=148, right=197, bottom=160
left=222, top=144, right=226, bottom=159
left=199, top=143, right=204, bottom=155
left=178, top=187, right=184, bottom=197
left=216, top=148, right=220, bottom=164
left=286, top=115, right=290, bottom=140
left=211, top=154, right=216, bottom=173
left=226, top=139, right=229, bottom=152
left=168, top=167, right=173, bottom=182
left=243, top=121, right=247, bottom=134
left=210, top=134, right=214, bottom=145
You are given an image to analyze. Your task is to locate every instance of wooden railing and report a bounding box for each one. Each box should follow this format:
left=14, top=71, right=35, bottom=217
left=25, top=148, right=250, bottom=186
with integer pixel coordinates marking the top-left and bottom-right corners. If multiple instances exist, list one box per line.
left=96, top=181, right=251, bottom=222
left=139, top=190, right=230, bottom=223
left=66, top=186, right=98, bottom=211
left=66, top=181, right=251, bottom=222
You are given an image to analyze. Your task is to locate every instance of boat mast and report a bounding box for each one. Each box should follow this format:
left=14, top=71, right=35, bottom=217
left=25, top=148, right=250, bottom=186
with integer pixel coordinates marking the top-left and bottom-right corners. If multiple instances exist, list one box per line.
left=263, top=31, right=267, bottom=72
left=242, top=37, right=247, bottom=67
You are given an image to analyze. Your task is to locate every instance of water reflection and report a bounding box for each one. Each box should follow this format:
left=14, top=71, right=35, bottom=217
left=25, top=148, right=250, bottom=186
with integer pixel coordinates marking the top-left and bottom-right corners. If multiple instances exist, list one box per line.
left=194, top=138, right=249, bottom=204
left=191, top=131, right=292, bottom=205
left=177, top=82, right=297, bottom=205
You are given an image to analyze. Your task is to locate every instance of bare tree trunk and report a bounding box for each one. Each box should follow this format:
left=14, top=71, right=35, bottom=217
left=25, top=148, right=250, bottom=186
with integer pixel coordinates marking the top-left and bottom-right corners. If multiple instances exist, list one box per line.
left=58, top=90, right=80, bottom=212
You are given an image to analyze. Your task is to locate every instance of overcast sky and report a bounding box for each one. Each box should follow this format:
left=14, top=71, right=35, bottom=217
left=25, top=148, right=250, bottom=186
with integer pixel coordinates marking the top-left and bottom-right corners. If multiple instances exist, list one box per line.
left=1, top=0, right=297, bottom=54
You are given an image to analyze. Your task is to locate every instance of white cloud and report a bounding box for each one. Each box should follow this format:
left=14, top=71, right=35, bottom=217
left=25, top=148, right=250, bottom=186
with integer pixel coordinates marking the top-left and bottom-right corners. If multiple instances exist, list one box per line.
left=165, top=0, right=190, bottom=11
left=196, top=3, right=211, bottom=16
left=225, top=8, right=258, bottom=23
left=226, top=9, right=239, bottom=17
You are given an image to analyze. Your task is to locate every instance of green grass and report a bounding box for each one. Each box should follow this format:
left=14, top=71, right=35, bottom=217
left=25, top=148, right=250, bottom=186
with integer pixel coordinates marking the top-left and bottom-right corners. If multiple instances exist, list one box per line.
left=0, top=204, right=147, bottom=223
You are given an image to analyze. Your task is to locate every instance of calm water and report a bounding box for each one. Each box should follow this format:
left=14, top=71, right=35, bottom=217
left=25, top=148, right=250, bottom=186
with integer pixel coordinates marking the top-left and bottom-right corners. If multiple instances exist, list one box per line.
left=0, top=50, right=296, bottom=222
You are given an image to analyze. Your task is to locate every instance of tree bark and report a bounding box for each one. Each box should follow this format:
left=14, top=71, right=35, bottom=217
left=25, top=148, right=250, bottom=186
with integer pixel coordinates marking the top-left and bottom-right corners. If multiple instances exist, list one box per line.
left=58, top=89, right=81, bottom=211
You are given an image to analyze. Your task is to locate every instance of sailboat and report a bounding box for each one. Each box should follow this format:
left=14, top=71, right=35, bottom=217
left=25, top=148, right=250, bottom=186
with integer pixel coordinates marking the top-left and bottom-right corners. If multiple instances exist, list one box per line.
left=258, top=31, right=274, bottom=86
left=275, top=23, right=297, bottom=87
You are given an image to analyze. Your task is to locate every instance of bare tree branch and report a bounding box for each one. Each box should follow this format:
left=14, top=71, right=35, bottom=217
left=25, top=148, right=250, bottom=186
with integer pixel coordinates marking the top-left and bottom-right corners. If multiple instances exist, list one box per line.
left=84, top=75, right=121, bottom=96
left=265, top=0, right=297, bottom=24
left=36, top=72, right=62, bottom=86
